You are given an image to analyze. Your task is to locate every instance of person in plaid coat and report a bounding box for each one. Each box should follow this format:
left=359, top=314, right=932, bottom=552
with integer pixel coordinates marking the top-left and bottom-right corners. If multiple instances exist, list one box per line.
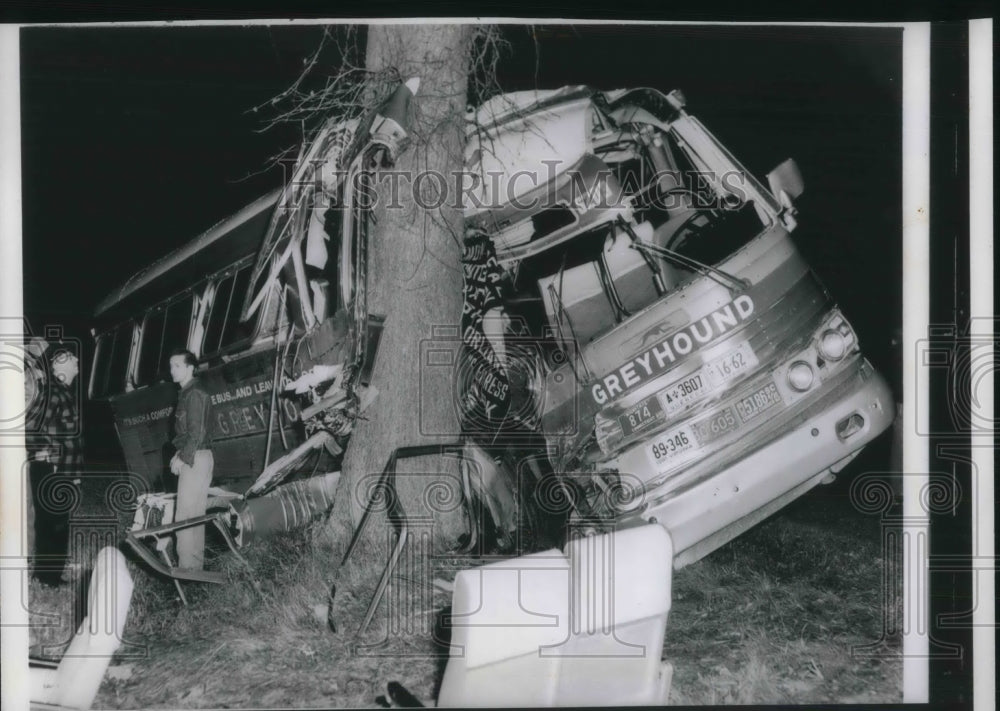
left=26, top=345, right=83, bottom=585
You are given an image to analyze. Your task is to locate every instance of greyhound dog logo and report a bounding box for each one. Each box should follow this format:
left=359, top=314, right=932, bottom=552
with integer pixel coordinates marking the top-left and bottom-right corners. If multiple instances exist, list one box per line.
left=632, top=312, right=688, bottom=351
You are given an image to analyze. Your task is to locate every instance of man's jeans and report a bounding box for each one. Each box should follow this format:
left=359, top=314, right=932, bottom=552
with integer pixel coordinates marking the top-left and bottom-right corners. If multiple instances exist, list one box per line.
left=175, top=450, right=213, bottom=570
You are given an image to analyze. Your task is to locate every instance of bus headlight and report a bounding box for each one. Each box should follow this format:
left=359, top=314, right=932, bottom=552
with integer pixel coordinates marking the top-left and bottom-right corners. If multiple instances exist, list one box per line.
left=818, top=329, right=847, bottom=361
left=787, top=360, right=814, bottom=391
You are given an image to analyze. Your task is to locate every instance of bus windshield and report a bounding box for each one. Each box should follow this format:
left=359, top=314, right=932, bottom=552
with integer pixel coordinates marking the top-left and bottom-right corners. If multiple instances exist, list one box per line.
left=500, top=123, right=769, bottom=352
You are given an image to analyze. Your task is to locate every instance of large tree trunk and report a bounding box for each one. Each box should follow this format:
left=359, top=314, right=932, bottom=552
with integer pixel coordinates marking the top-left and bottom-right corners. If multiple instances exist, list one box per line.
left=335, top=25, right=474, bottom=548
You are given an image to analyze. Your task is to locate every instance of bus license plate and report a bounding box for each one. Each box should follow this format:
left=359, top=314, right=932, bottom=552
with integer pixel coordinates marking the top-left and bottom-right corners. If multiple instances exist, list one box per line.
left=646, top=425, right=700, bottom=473
left=734, top=381, right=783, bottom=424
left=656, top=342, right=758, bottom=417
left=619, top=395, right=665, bottom=437
left=705, top=341, right=759, bottom=389
left=657, top=371, right=708, bottom=416
left=691, top=406, right=739, bottom=445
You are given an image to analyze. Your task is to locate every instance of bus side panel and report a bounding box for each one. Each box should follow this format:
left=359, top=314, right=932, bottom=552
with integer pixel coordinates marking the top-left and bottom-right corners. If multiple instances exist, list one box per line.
left=109, top=348, right=304, bottom=490
left=110, top=384, right=177, bottom=489
left=203, top=348, right=303, bottom=486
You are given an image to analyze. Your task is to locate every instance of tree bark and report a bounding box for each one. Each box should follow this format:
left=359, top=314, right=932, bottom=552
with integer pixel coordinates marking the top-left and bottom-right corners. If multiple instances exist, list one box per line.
left=335, top=25, right=474, bottom=548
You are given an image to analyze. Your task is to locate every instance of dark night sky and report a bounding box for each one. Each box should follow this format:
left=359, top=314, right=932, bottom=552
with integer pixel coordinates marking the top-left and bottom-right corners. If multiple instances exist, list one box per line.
left=20, top=25, right=327, bottom=326
left=19, top=23, right=903, bottom=381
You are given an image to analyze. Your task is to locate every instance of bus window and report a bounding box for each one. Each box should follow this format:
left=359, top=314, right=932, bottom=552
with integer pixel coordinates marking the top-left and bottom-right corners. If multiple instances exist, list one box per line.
left=91, top=322, right=133, bottom=399
left=203, top=273, right=235, bottom=355
left=136, top=294, right=194, bottom=386
left=137, top=309, right=164, bottom=386
left=203, top=263, right=255, bottom=356
left=224, top=266, right=254, bottom=345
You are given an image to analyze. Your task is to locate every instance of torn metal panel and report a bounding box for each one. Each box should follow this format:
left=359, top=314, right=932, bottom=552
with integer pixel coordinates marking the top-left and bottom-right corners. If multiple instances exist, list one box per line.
left=230, top=470, right=341, bottom=547
left=241, top=78, right=421, bottom=326
left=242, top=431, right=333, bottom=498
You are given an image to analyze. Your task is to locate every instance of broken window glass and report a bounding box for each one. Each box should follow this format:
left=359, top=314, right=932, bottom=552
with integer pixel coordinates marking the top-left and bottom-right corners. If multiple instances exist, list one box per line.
left=136, top=294, right=194, bottom=386
left=91, top=322, right=133, bottom=398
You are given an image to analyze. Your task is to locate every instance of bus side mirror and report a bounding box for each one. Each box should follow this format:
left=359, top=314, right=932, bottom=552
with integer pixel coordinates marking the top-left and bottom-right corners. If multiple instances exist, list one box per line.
left=767, top=158, right=804, bottom=210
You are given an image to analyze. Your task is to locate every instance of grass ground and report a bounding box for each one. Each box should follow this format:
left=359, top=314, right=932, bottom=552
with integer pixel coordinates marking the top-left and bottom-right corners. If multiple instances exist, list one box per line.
left=664, top=481, right=903, bottom=705
left=25, top=463, right=902, bottom=708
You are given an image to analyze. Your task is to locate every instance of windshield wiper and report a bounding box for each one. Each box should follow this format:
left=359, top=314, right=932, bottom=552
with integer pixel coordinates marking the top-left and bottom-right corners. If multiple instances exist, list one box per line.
left=546, top=253, right=586, bottom=383
left=619, top=218, right=749, bottom=294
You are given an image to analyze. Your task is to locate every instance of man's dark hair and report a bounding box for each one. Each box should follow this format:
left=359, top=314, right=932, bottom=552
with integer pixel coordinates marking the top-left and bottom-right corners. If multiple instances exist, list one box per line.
left=168, top=347, right=198, bottom=368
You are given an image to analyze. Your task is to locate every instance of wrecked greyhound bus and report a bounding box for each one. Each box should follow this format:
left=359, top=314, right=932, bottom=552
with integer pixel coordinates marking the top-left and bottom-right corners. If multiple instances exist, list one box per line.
left=89, top=183, right=378, bottom=493
left=89, top=84, right=421, bottom=497
left=463, top=86, right=895, bottom=567
left=90, top=80, right=424, bottom=592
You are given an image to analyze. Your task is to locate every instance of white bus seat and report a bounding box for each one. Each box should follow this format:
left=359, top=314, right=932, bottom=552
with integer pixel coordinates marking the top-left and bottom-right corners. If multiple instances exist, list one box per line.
left=31, top=547, right=135, bottom=710
left=438, top=524, right=674, bottom=707
left=538, top=262, right=618, bottom=346
left=552, top=525, right=674, bottom=706
left=439, top=550, right=570, bottom=705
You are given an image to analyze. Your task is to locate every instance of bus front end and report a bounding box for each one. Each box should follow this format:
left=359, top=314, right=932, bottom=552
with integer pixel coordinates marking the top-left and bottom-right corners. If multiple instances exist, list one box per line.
left=475, top=87, right=898, bottom=565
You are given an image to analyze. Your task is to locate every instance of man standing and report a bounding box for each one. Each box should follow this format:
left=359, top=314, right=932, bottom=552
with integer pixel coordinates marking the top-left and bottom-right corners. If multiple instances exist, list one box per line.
left=27, top=345, right=83, bottom=586
left=168, top=348, right=213, bottom=571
